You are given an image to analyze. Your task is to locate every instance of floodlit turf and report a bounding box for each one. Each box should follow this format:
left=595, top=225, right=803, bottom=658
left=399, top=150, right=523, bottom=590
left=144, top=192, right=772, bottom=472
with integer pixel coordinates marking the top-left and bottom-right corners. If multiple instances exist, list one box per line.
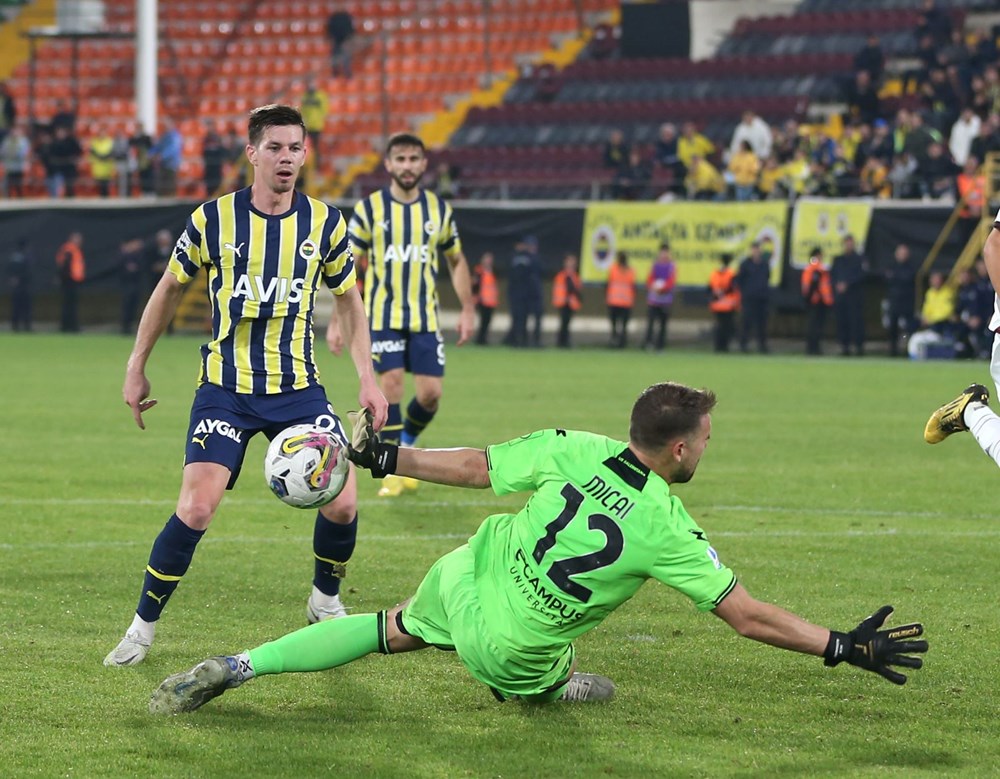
left=2, top=333, right=999, bottom=778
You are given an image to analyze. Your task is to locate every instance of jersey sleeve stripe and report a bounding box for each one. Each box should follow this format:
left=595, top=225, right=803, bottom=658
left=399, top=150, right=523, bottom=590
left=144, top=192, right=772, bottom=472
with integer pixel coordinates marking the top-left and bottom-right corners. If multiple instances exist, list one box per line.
left=711, top=574, right=738, bottom=607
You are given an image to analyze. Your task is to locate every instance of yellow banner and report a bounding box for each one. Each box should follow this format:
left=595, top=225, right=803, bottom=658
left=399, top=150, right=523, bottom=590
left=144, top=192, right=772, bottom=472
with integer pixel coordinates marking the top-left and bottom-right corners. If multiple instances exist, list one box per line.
left=581, top=201, right=787, bottom=286
left=789, top=198, right=874, bottom=269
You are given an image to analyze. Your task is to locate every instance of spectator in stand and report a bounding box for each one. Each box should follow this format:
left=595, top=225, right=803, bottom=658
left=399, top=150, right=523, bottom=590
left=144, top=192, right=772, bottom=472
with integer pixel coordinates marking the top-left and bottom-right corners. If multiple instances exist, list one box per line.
left=613, top=144, right=651, bottom=200
left=884, top=243, right=916, bottom=358
left=88, top=124, right=116, bottom=197
left=48, top=124, right=83, bottom=198
left=654, top=122, right=684, bottom=193
left=326, top=8, right=355, bottom=78
left=903, top=111, right=940, bottom=165
left=50, top=100, right=76, bottom=133
left=130, top=123, right=155, bottom=197
left=728, top=110, right=772, bottom=162
left=757, top=155, right=784, bottom=199
left=773, top=119, right=802, bottom=163
left=917, top=141, right=958, bottom=200
left=916, top=0, right=952, bottom=47
left=643, top=242, right=676, bottom=352
left=780, top=146, right=814, bottom=197
left=921, top=67, right=961, bottom=132
left=853, top=34, right=885, bottom=84
left=55, top=231, right=85, bottom=332
left=830, top=234, right=868, bottom=357
left=801, top=247, right=833, bottom=356
left=35, top=128, right=56, bottom=197
left=471, top=251, right=498, bottom=346
left=727, top=140, right=760, bottom=201
left=150, top=118, right=182, bottom=197
left=845, top=70, right=882, bottom=126
left=119, top=237, right=146, bottom=335
left=300, top=77, right=328, bottom=171
left=0, top=81, right=16, bottom=147
left=685, top=154, right=724, bottom=201
left=708, top=253, right=739, bottom=352
left=985, top=67, right=1000, bottom=115
left=112, top=126, right=133, bottom=196
left=736, top=241, right=771, bottom=354
left=431, top=161, right=458, bottom=199
left=0, top=125, right=30, bottom=198
left=858, top=156, right=892, bottom=199
left=969, top=75, right=992, bottom=119
left=950, top=108, right=982, bottom=167
left=861, top=119, right=895, bottom=166
left=888, top=152, right=919, bottom=199
left=909, top=34, right=938, bottom=91
left=8, top=238, right=33, bottom=332
left=602, top=128, right=628, bottom=172
left=606, top=250, right=635, bottom=349
left=202, top=125, right=227, bottom=197
left=677, top=122, right=714, bottom=172
left=552, top=253, right=582, bottom=349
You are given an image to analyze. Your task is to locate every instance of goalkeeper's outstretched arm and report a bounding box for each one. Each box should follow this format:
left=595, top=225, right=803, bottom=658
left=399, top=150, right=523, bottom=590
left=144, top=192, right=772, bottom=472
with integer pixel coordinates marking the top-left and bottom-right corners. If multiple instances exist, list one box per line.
left=713, top=583, right=928, bottom=685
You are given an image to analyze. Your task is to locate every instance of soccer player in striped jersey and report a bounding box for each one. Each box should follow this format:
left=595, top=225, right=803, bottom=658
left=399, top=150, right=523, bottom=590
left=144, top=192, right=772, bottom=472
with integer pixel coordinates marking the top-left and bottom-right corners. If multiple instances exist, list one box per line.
left=105, top=105, right=388, bottom=668
left=327, top=133, right=475, bottom=497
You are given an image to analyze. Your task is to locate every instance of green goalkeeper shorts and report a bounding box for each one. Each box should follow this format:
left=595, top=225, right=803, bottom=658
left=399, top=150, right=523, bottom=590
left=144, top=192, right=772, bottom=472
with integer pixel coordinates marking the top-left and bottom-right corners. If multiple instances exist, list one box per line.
left=402, top=544, right=574, bottom=700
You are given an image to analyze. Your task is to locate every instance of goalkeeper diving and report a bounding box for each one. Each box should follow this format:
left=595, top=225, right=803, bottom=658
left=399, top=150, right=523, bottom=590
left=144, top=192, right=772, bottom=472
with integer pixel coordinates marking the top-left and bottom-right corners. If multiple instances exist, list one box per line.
left=150, top=382, right=928, bottom=713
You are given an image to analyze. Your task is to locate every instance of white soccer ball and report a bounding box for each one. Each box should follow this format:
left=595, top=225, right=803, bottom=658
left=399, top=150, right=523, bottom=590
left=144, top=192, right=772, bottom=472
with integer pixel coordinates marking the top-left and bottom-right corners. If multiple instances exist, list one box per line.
left=264, top=424, right=349, bottom=509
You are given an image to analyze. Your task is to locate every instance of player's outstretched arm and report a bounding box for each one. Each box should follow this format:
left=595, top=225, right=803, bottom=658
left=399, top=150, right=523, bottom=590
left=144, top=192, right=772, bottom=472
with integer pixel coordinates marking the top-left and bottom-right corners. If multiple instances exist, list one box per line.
left=346, top=409, right=490, bottom=488
left=335, top=285, right=387, bottom=430
left=123, top=272, right=186, bottom=430
left=713, top=584, right=927, bottom=685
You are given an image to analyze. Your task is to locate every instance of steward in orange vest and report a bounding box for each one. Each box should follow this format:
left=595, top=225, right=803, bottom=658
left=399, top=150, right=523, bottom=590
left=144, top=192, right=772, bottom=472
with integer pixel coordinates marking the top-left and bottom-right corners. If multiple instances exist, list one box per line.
left=553, top=253, right=583, bottom=348
left=606, top=251, right=635, bottom=348
left=55, top=231, right=86, bottom=332
left=472, top=252, right=498, bottom=345
left=801, top=247, right=833, bottom=355
left=708, top=253, right=740, bottom=352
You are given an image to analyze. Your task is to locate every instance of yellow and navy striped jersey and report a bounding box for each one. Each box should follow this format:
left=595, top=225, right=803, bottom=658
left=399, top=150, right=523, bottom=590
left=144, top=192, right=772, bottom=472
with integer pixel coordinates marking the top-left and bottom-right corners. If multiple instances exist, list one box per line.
left=168, top=187, right=355, bottom=394
left=349, top=187, right=462, bottom=332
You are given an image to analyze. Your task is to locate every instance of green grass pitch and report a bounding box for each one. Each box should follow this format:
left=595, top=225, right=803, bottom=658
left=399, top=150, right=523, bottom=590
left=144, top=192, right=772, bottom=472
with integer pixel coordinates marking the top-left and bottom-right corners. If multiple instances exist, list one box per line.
left=2, top=333, right=999, bottom=778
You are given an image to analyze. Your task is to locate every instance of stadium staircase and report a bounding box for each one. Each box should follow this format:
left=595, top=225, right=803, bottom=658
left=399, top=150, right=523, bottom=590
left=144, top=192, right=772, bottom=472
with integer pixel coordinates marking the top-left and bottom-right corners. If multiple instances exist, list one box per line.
left=919, top=150, right=1000, bottom=296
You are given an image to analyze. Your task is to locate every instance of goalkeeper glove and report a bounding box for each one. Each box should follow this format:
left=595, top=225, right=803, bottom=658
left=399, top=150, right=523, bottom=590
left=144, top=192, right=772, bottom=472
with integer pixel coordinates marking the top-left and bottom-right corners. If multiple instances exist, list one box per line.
left=345, top=409, right=398, bottom=478
left=824, top=605, right=928, bottom=685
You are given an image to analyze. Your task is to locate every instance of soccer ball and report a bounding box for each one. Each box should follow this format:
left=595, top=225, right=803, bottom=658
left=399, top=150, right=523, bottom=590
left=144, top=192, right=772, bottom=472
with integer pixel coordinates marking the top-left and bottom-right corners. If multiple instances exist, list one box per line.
left=264, top=424, right=349, bottom=509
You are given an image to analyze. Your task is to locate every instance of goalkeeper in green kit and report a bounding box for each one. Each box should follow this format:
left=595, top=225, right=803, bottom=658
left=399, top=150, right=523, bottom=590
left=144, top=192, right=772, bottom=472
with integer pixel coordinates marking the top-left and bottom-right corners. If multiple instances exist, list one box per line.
left=150, top=382, right=928, bottom=713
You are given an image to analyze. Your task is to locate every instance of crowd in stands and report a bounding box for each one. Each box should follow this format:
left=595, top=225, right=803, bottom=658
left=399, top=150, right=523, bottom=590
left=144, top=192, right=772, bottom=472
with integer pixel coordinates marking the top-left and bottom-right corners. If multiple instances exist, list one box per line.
left=0, top=88, right=254, bottom=199
left=597, top=8, right=1000, bottom=203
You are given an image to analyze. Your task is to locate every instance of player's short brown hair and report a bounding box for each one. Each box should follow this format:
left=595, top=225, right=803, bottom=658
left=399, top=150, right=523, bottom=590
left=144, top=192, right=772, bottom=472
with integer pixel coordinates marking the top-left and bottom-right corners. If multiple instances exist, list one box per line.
left=629, top=383, right=717, bottom=450
left=248, top=104, right=306, bottom=147
left=385, top=132, right=425, bottom=157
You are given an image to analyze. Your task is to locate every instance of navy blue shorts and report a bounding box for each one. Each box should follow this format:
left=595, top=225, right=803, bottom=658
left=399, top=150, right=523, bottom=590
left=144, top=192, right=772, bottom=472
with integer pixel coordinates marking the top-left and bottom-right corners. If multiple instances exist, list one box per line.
left=370, top=329, right=445, bottom=377
left=185, top=383, right=347, bottom=489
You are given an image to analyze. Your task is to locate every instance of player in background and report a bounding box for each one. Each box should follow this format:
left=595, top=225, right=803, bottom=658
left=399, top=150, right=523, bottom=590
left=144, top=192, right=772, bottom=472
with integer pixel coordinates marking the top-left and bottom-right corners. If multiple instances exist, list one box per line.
left=326, top=132, right=475, bottom=498
left=150, top=382, right=927, bottom=714
left=105, top=105, right=388, bottom=668
left=925, top=206, right=1000, bottom=454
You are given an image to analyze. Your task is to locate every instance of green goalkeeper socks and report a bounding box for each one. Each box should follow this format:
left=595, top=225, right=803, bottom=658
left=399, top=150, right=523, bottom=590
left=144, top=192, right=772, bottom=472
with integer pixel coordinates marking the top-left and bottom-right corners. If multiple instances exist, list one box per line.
left=248, top=613, right=382, bottom=676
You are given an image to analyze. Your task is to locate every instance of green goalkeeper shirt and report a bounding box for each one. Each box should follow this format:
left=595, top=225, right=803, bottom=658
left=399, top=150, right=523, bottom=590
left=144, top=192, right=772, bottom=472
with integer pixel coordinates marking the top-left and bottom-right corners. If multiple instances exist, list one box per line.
left=472, top=429, right=736, bottom=655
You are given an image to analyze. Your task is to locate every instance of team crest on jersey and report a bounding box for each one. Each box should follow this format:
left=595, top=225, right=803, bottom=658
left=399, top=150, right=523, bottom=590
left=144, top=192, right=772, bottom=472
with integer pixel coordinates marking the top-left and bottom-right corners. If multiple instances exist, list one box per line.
left=299, top=239, right=318, bottom=260
left=175, top=230, right=192, bottom=253
left=424, top=220, right=438, bottom=236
